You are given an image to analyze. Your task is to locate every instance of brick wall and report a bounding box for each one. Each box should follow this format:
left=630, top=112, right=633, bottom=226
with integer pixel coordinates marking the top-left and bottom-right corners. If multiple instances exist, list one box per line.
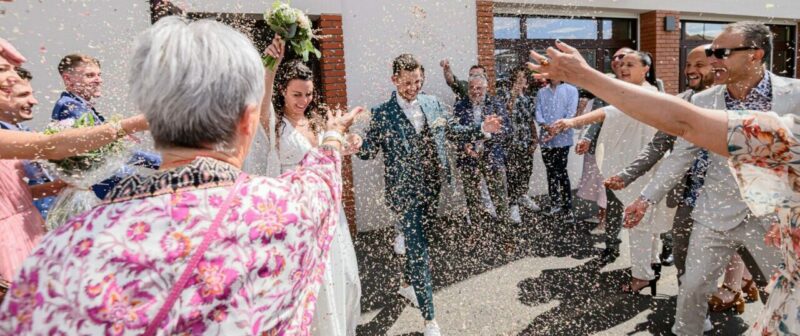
left=476, top=0, right=496, bottom=92
left=640, top=11, right=681, bottom=94
left=318, top=14, right=356, bottom=237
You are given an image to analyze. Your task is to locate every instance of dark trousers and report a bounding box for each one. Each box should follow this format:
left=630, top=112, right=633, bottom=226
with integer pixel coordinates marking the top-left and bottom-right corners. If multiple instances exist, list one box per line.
left=671, top=203, right=694, bottom=284
left=459, top=160, right=511, bottom=226
left=398, top=193, right=438, bottom=321
left=604, top=189, right=624, bottom=250
left=541, top=147, right=571, bottom=209
left=506, top=146, right=534, bottom=204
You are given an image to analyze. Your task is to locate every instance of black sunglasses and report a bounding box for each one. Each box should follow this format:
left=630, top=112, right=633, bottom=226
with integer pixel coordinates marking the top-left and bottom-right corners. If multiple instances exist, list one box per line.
left=705, top=46, right=760, bottom=59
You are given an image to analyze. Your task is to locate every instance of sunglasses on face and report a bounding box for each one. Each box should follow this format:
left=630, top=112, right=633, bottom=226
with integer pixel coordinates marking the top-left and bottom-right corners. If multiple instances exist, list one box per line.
left=705, top=46, right=760, bottom=59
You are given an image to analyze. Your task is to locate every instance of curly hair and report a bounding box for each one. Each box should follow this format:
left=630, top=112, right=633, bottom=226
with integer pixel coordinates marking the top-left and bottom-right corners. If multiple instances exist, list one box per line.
left=273, top=59, right=325, bottom=150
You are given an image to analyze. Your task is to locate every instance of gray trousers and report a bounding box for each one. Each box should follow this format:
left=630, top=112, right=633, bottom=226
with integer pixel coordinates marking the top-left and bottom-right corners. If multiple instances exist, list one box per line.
left=672, top=216, right=782, bottom=336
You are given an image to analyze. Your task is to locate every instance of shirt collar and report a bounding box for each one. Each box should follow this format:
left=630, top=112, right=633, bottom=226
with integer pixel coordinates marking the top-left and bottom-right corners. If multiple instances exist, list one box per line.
left=397, top=94, right=419, bottom=111
left=0, top=120, right=29, bottom=131
left=724, top=72, right=772, bottom=107
left=104, top=157, right=241, bottom=204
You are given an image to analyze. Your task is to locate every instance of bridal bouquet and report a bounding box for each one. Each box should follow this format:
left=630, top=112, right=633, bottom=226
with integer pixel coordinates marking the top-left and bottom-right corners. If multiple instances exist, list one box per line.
left=263, top=0, right=320, bottom=69
left=42, top=113, right=130, bottom=230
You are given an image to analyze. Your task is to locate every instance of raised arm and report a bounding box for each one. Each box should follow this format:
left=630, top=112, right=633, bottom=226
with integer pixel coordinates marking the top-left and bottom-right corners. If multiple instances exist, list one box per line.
left=260, top=35, right=285, bottom=134
left=528, top=42, right=728, bottom=156
left=440, top=59, right=456, bottom=88
left=0, top=115, right=148, bottom=160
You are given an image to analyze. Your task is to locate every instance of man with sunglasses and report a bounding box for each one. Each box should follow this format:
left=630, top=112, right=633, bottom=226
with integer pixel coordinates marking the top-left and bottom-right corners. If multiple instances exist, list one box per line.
left=633, top=21, right=800, bottom=336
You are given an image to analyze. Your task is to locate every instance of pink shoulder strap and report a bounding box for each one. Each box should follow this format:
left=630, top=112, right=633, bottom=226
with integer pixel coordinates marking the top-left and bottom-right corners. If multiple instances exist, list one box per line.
left=143, top=173, right=248, bottom=336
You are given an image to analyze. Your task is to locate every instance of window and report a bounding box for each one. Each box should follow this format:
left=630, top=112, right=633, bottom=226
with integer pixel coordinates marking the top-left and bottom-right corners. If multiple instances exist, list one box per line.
left=526, top=18, right=598, bottom=40
left=494, top=15, right=637, bottom=82
left=494, top=17, right=521, bottom=39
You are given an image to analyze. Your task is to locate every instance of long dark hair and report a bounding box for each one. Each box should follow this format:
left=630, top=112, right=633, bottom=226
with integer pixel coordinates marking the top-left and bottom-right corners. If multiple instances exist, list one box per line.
left=273, top=59, right=324, bottom=150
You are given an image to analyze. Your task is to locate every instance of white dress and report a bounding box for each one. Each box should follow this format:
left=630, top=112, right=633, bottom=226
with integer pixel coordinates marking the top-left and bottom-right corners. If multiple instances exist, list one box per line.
left=595, top=84, right=674, bottom=234
left=277, top=118, right=361, bottom=336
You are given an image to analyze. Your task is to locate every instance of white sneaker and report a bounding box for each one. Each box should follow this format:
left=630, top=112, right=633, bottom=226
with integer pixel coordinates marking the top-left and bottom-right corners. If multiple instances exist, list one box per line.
left=518, top=195, right=541, bottom=211
left=394, top=233, right=405, bottom=255
left=424, top=320, right=442, bottom=336
left=703, top=316, right=713, bottom=332
left=397, top=285, right=419, bottom=307
left=509, top=205, right=522, bottom=223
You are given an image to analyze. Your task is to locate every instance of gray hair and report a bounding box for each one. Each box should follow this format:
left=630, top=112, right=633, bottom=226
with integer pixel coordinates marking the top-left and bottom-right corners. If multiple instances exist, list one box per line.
left=468, top=74, right=488, bottom=86
left=724, top=21, right=772, bottom=62
left=129, top=16, right=265, bottom=151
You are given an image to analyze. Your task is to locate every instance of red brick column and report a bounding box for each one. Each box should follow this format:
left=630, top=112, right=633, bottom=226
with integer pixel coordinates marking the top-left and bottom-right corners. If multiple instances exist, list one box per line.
left=476, top=0, right=496, bottom=92
left=318, top=14, right=357, bottom=237
left=640, top=11, right=681, bottom=94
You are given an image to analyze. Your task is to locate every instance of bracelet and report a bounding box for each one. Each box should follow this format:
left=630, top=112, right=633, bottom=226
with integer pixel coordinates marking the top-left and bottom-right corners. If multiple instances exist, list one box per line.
left=321, top=130, right=345, bottom=146
left=109, top=120, right=127, bottom=139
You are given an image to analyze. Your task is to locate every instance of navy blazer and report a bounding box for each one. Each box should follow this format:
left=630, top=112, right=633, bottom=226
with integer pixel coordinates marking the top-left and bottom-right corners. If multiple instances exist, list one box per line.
left=452, top=96, right=511, bottom=170
left=357, top=92, right=486, bottom=210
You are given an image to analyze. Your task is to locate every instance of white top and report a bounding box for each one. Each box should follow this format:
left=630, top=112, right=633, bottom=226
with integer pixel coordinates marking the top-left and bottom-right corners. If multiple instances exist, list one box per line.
left=397, top=95, right=425, bottom=133
left=278, top=118, right=321, bottom=174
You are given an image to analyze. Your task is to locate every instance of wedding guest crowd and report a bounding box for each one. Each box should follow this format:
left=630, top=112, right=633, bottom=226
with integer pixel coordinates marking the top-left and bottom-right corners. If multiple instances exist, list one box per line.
left=1, top=7, right=799, bottom=336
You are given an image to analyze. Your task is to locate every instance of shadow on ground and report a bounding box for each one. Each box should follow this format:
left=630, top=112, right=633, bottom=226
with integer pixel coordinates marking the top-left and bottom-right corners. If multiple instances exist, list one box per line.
left=354, top=197, right=751, bottom=335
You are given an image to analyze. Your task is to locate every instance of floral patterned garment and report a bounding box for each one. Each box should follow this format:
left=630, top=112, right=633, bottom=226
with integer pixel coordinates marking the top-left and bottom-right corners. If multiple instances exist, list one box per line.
left=0, top=147, right=342, bottom=336
left=725, top=110, right=800, bottom=336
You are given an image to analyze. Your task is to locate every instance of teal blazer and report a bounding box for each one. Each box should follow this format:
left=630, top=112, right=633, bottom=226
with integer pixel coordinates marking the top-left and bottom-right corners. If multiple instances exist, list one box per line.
left=357, top=92, right=485, bottom=209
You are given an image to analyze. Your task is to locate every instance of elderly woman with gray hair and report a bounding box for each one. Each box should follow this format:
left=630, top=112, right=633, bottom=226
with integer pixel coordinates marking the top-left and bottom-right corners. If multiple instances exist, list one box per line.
left=0, top=17, right=363, bottom=335
left=529, top=39, right=800, bottom=336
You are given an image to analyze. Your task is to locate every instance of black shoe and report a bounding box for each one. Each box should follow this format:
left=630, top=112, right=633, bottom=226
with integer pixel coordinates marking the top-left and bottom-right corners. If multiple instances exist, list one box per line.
left=660, top=253, right=674, bottom=267
left=599, top=247, right=620, bottom=263
left=652, top=263, right=663, bottom=281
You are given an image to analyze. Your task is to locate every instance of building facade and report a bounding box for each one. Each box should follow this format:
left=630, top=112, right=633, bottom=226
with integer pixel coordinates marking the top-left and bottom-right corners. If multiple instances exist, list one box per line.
left=1, top=0, right=798, bottom=232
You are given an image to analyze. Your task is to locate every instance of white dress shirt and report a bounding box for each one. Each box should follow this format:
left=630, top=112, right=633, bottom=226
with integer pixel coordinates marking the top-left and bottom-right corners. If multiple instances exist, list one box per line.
left=397, top=95, right=425, bottom=133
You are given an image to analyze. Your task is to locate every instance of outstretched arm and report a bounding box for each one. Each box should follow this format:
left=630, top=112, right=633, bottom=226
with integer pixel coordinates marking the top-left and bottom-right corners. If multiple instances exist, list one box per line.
left=1, top=115, right=148, bottom=160
left=528, top=42, right=728, bottom=156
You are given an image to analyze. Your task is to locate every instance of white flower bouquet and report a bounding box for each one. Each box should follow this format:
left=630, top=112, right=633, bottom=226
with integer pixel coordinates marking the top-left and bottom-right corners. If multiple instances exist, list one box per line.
left=263, top=0, right=320, bottom=69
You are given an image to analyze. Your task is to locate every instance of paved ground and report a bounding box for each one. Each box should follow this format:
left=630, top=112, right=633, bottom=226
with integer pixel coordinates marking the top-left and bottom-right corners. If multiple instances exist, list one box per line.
left=353, top=199, right=763, bottom=335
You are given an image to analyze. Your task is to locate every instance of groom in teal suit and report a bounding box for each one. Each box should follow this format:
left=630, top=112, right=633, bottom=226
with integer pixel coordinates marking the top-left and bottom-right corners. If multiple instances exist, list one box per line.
left=356, top=54, right=502, bottom=334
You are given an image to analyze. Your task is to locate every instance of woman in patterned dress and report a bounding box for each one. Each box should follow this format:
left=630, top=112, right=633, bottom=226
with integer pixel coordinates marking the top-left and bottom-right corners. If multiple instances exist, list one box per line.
left=0, top=17, right=363, bottom=335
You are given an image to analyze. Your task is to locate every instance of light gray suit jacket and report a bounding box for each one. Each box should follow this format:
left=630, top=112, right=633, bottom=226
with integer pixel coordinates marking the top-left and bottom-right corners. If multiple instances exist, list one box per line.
left=641, top=73, right=800, bottom=231
left=617, top=90, right=695, bottom=207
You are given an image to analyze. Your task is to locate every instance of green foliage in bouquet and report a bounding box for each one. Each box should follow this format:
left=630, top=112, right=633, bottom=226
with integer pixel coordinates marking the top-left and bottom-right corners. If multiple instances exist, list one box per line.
left=43, top=113, right=126, bottom=174
left=263, top=0, right=320, bottom=70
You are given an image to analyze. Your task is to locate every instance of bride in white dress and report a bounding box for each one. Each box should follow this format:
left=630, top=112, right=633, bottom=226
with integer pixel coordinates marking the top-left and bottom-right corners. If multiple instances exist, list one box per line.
left=249, top=52, right=361, bottom=336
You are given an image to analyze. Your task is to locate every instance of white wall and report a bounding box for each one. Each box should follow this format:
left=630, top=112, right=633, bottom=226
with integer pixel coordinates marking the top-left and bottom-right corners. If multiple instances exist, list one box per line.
left=494, top=0, right=800, bottom=21
left=0, top=0, right=151, bottom=130
left=340, top=0, right=480, bottom=231
left=180, top=0, right=340, bottom=16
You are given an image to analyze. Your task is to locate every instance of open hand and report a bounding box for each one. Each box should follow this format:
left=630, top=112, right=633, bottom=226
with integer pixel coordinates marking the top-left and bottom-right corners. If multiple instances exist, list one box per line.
left=544, top=119, right=573, bottom=140
left=440, top=59, right=450, bottom=69
left=525, top=40, right=592, bottom=84
left=623, top=197, right=650, bottom=229
left=604, top=175, right=626, bottom=190
left=482, top=115, right=503, bottom=134
left=765, top=223, right=782, bottom=248
left=326, top=106, right=365, bottom=134
left=575, top=139, right=591, bottom=155
left=341, top=133, right=363, bottom=156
